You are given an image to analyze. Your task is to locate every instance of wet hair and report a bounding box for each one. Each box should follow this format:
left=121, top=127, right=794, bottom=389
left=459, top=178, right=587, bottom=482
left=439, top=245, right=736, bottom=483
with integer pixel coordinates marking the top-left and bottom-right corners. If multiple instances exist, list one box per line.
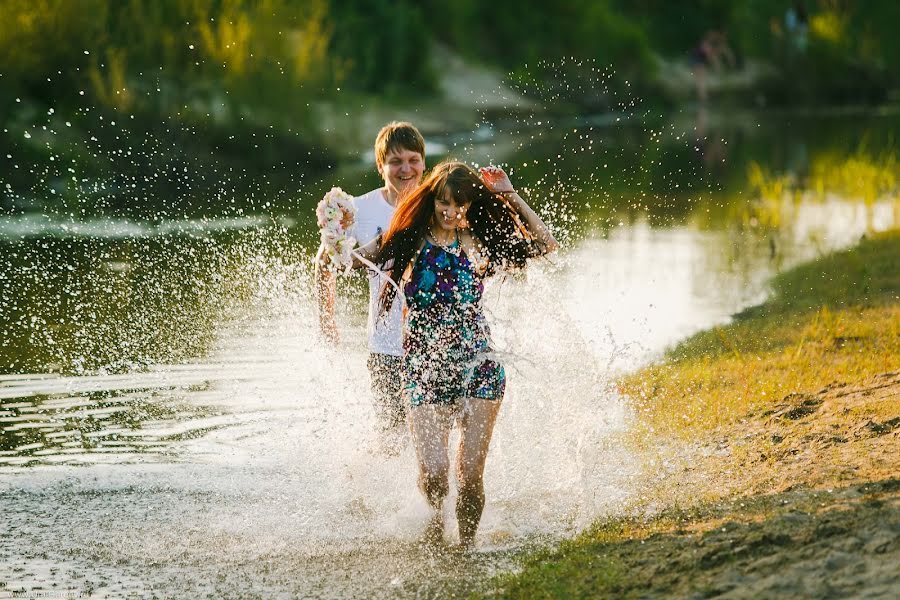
left=375, top=160, right=541, bottom=315
left=374, top=121, right=426, bottom=170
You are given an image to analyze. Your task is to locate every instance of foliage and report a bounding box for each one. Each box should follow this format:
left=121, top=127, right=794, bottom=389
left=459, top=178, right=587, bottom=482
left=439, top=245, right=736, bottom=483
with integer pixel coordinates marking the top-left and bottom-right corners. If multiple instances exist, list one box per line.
left=0, top=0, right=342, bottom=202
left=0, top=0, right=107, bottom=98
left=328, top=0, right=435, bottom=95
left=621, top=0, right=900, bottom=104
left=616, top=0, right=735, bottom=56
left=420, top=0, right=655, bottom=109
left=0, top=0, right=338, bottom=116
left=3, top=1, right=900, bottom=113
left=808, top=142, right=898, bottom=204
left=423, top=0, right=652, bottom=72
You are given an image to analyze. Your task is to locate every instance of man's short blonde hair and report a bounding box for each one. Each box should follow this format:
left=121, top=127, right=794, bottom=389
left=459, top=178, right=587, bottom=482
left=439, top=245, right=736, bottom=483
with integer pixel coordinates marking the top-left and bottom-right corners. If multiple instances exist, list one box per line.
left=374, top=121, right=425, bottom=170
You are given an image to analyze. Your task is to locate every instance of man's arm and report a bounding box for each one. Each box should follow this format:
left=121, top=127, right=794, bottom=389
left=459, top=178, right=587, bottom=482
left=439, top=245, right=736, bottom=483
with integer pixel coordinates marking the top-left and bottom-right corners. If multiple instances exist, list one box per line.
left=350, top=235, right=381, bottom=269
left=314, top=243, right=339, bottom=343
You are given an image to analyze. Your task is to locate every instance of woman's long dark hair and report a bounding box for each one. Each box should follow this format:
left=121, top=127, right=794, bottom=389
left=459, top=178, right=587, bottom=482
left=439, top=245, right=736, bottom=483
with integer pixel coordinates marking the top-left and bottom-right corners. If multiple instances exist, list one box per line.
left=375, top=160, right=541, bottom=315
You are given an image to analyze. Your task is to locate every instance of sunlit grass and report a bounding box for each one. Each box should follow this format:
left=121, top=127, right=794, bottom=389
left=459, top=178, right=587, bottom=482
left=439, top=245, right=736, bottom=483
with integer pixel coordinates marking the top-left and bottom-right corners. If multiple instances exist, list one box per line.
left=810, top=11, right=848, bottom=46
left=747, top=141, right=900, bottom=206
left=619, top=229, right=900, bottom=439
left=743, top=144, right=898, bottom=232
left=2, top=0, right=337, bottom=118
left=88, top=47, right=133, bottom=111
left=744, top=160, right=794, bottom=229
left=809, top=145, right=898, bottom=204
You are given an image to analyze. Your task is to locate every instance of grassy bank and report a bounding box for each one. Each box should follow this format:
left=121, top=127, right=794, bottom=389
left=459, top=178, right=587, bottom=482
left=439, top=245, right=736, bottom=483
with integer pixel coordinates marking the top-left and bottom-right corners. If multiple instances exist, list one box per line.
left=474, top=230, right=899, bottom=598
left=478, top=478, right=899, bottom=599
left=621, top=229, right=899, bottom=439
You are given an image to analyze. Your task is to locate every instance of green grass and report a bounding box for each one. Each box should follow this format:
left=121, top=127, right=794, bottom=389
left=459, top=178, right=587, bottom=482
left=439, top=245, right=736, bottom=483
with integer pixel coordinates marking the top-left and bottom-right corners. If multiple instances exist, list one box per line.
left=620, top=229, right=900, bottom=438
left=474, top=479, right=900, bottom=599
left=473, top=230, right=899, bottom=599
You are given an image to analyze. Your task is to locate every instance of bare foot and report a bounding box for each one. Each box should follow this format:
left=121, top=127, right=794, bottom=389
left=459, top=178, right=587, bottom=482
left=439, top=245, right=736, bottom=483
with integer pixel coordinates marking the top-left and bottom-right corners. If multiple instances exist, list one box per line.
left=457, top=531, right=476, bottom=552
left=419, top=513, right=446, bottom=551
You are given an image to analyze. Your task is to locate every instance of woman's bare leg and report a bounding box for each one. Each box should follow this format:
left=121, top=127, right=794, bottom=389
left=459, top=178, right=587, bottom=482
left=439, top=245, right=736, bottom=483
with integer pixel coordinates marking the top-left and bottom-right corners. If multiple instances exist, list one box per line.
left=409, top=403, right=453, bottom=509
left=455, top=397, right=502, bottom=547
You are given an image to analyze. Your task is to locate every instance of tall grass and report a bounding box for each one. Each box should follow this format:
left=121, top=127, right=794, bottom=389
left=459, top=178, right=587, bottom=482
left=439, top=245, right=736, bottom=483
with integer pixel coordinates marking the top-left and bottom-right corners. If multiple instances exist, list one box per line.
left=741, top=142, right=899, bottom=234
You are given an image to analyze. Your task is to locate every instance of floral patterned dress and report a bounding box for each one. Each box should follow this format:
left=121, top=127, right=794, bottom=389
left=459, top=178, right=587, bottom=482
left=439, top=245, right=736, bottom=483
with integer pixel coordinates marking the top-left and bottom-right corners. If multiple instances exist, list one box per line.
left=401, top=238, right=506, bottom=407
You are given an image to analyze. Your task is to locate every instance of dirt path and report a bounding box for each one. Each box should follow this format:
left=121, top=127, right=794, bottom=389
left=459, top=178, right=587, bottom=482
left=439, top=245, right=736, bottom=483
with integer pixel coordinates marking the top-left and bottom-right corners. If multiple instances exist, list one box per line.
left=611, top=371, right=900, bottom=598
left=520, top=480, right=900, bottom=599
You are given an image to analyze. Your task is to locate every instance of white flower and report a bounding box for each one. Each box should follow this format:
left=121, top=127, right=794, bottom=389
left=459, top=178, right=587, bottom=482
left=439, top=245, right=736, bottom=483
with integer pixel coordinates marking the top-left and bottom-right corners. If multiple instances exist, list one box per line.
left=315, top=187, right=357, bottom=273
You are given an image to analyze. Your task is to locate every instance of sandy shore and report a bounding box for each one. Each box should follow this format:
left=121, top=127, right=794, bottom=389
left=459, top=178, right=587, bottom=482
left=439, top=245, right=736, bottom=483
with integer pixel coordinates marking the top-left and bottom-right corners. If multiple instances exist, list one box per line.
left=629, top=371, right=900, bottom=598
left=482, top=371, right=900, bottom=598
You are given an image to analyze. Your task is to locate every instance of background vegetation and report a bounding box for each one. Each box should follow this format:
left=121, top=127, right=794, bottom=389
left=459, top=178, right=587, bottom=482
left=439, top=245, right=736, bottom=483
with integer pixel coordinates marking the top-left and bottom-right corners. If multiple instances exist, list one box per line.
left=1, top=1, right=898, bottom=214
left=2, top=1, right=899, bottom=119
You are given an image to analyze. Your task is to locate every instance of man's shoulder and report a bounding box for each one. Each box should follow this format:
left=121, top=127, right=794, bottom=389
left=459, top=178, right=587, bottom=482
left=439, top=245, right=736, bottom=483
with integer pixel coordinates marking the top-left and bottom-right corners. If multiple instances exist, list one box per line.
left=353, top=188, right=385, bottom=206
left=353, top=188, right=393, bottom=223
left=351, top=188, right=392, bottom=242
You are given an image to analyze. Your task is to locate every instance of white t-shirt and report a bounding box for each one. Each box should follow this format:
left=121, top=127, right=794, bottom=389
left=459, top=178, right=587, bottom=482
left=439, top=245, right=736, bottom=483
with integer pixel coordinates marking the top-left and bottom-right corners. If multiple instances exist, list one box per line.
left=350, top=188, right=403, bottom=357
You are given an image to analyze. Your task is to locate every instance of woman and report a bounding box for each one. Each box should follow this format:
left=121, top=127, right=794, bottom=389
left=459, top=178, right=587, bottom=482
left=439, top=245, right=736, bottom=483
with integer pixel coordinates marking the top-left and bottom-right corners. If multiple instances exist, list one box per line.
left=361, top=160, right=558, bottom=547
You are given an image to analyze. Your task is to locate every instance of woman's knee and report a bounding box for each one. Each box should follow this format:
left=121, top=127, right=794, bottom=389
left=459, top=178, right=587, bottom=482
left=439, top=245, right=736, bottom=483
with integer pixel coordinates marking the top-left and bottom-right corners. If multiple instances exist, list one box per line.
left=420, top=473, right=448, bottom=502
left=419, top=462, right=449, bottom=499
left=456, top=470, right=484, bottom=499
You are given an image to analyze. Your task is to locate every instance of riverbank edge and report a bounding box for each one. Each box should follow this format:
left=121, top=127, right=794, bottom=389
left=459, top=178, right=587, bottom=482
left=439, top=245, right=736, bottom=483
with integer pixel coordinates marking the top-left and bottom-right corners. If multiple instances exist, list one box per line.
left=472, top=229, right=900, bottom=598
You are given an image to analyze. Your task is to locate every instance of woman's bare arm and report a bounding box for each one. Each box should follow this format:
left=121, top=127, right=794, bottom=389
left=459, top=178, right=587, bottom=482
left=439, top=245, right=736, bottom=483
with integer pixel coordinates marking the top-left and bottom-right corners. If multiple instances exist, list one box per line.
left=480, top=166, right=559, bottom=255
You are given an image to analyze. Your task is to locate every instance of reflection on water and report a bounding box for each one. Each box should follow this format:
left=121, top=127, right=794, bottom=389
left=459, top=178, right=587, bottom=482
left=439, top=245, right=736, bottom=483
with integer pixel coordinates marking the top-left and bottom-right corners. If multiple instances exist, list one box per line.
left=0, top=372, right=228, bottom=466
left=0, top=301, right=635, bottom=598
left=0, top=213, right=278, bottom=239
left=1, top=109, right=898, bottom=597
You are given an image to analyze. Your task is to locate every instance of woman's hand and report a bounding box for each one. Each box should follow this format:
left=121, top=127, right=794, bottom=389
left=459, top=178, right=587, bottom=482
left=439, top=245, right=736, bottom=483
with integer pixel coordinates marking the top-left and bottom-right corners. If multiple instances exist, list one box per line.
left=479, top=166, right=515, bottom=194
left=480, top=165, right=560, bottom=255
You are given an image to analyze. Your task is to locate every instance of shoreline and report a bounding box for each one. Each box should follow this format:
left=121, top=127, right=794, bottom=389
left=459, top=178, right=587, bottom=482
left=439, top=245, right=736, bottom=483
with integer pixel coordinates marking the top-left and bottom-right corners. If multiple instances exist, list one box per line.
left=475, top=230, right=900, bottom=598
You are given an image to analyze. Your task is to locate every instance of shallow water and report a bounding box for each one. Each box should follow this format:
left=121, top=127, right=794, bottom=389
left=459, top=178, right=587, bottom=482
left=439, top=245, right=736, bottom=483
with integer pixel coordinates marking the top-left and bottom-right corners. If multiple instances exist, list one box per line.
left=0, top=271, right=637, bottom=598
left=1, top=108, right=898, bottom=598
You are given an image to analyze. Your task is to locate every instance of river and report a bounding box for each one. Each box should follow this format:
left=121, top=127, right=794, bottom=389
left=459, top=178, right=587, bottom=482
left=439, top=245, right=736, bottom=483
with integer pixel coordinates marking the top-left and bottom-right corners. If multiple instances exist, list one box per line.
left=1, top=106, right=898, bottom=598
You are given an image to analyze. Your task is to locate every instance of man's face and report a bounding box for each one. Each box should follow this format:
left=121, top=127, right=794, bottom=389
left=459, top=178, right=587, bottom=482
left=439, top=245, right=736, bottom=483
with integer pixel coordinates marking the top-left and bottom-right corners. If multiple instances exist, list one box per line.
left=380, top=148, right=424, bottom=198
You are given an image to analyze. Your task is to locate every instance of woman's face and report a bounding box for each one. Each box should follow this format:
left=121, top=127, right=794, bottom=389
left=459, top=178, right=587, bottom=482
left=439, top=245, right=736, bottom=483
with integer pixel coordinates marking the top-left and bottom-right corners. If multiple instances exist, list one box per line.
left=432, top=187, right=470, bottom=231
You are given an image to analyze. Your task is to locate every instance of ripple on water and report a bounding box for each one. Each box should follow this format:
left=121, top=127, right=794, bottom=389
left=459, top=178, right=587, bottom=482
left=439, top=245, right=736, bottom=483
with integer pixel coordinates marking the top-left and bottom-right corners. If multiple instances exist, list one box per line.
left=0, top=370, right=233, bottom=466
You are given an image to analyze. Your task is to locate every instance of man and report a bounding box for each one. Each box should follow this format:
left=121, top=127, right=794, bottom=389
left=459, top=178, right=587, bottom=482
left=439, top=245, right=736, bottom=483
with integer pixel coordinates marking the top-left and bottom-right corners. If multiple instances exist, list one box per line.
left=315, top=121, right=426, bottom=447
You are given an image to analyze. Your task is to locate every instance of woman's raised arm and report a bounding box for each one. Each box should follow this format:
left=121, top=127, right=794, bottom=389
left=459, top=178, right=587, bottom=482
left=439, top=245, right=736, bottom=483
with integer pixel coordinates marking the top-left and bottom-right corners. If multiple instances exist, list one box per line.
left=479, top=166, right=559, bottom=255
